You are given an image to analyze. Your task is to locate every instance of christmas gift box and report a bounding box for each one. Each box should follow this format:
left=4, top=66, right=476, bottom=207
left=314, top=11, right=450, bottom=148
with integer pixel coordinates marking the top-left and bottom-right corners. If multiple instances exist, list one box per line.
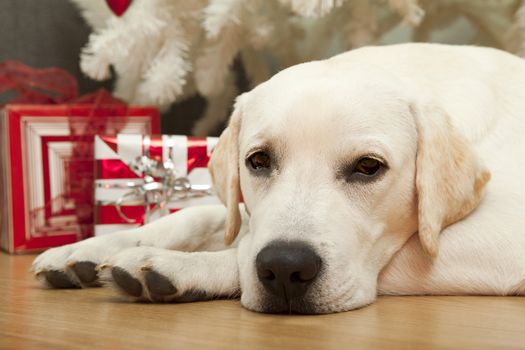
left=94, top=134, right=221, bottom=235
left=0, top=105, right=160, bottom=253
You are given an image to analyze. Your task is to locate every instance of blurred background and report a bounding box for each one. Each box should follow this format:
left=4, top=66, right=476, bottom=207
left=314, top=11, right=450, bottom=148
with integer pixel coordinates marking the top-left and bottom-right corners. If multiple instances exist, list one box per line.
left=1, top=0, right=523, bottom=136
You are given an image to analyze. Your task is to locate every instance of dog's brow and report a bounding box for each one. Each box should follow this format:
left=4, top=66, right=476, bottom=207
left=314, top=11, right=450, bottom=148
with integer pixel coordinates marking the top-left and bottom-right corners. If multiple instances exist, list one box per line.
left=336, top=138, right=392, bottom=160
left=243, top=131, right=280, bottom=155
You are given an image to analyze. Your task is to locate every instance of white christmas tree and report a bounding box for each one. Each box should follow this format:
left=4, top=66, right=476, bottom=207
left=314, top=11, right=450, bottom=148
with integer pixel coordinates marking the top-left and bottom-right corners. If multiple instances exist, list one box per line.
left=70, top=0, right=524, bottom=135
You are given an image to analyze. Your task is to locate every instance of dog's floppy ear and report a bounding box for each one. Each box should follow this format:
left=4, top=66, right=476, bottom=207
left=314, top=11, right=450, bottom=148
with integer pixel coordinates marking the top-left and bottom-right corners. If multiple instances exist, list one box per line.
left=412, top=103, right=491, bottom=258
left=208, top=96, right=243, bottom=245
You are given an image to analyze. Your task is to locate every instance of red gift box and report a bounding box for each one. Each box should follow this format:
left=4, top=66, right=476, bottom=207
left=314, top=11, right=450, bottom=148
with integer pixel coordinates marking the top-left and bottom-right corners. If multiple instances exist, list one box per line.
left=0, top=105, right=160, bottom=253
left=94, top=134, right=221, bottom=236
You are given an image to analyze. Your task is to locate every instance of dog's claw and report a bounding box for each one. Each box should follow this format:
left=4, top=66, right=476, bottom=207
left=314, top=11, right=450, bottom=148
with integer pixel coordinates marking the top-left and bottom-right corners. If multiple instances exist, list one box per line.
left=44, top=270, right=80, bottom=289
left=111, top=267, right=143, bottom=297
left=71, top=261, right=99, bottom=285
left=144, top=270, right=177, bottom=296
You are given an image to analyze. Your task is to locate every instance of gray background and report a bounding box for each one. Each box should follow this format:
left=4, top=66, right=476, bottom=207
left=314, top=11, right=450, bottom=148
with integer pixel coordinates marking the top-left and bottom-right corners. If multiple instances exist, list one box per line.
left=0, top=0, right=206, bottom=134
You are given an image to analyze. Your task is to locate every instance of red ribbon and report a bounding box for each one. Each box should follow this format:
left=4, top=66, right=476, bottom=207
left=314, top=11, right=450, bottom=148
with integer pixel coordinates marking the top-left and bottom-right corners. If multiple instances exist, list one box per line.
left=67, top=94, right=129, bottom=238
left=0, top=60, right=126, bottom=107
left=0, top=61, right=78, bottom=105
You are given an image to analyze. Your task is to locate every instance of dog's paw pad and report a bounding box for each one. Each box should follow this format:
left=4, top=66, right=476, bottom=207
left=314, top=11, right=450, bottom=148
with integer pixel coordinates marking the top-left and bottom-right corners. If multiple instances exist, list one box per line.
left=44, top=270, right=79, bottom=289
left=111, top=267, right=143, bottom=297
left=71, top=261, right=99, bottom=285
left=144, top=270, right=177, bottom=296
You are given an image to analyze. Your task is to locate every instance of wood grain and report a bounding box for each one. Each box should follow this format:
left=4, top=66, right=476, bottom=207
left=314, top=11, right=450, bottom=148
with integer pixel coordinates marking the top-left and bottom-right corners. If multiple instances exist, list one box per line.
left=1, top=253, right=524, bottom=349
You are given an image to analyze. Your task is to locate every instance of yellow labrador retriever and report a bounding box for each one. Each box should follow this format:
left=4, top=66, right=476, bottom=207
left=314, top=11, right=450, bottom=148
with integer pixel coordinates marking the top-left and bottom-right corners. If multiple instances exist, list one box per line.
left=32, top=43, right=525, bottom=313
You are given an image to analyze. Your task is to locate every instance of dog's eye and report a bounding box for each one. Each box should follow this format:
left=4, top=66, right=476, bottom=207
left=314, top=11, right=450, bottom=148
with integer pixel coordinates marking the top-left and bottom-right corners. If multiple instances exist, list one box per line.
left=354, top=157, right=382, bottom=176
left=248, top=151, right=271, bottom=170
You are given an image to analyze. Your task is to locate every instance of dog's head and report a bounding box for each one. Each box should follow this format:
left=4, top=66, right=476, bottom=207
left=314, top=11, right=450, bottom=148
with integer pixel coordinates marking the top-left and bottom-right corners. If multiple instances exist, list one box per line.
left=209, top=59, right=490, bottom=313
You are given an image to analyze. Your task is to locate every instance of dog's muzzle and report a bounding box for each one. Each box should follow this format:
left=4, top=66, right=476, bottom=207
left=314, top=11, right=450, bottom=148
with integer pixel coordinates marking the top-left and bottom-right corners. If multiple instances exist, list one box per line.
left=255, top=240, right=321, bottom=310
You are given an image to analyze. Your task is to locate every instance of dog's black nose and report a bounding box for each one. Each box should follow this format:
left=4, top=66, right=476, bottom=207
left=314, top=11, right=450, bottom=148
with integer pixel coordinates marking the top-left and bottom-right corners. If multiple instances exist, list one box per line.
left=256, top=241, right=321, bottom=301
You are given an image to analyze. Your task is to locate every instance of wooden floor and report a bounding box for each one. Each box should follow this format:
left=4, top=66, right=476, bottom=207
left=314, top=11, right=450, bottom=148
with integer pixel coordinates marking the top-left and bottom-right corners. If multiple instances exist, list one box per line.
left=1, top=253, right=525, bottom=350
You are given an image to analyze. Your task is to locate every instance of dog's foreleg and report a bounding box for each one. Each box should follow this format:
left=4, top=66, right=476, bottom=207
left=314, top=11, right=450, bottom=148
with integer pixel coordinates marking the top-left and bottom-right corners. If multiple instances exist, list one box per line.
left=136, top=204, right=241, bottom=252
left=32, top=205, right=245, bottom=288
left=99, top=246, right=240, bottom=302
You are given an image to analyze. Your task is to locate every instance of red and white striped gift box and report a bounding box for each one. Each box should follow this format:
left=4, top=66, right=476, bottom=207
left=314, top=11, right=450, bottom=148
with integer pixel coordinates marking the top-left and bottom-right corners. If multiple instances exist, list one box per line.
left=94, top=134, right=221, bottom=236
left=0, top=105, right=159, bottom=253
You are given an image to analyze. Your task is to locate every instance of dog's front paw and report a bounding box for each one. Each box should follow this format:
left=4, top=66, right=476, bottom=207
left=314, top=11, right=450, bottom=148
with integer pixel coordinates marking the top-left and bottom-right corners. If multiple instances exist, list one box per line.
left=100, top=247, right=212, bottom=303
left=31, top=237, right=130, bottom=288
